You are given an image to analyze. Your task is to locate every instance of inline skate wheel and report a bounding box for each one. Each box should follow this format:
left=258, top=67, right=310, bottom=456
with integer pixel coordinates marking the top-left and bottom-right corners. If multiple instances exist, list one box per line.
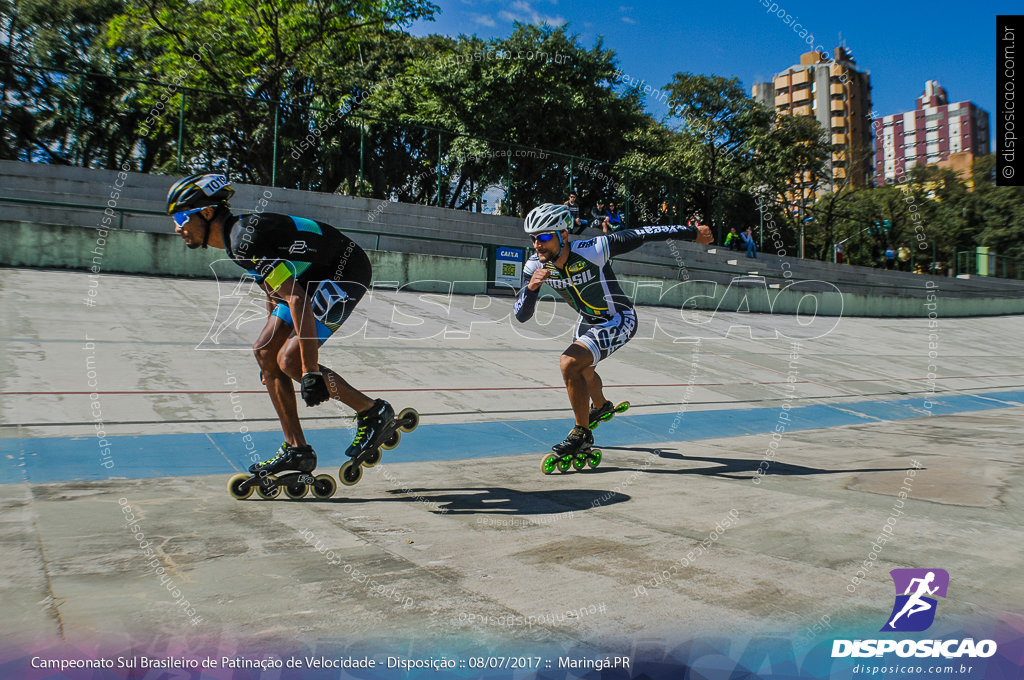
left=339, top=460, right=363, bottom=486
left=397, top=407, right=419, bottom=433
left=227, top=473, right=254, bottom=500
left=363, top=447, right=382, bottom=467
left=589, top=420, right=600, bottom=431
left=572, top=454, right=587, bottom=471
left=381, top=430, right=401, bottom=450
left=311, top=474, right=337, bottom=499
left=256, top=475, right=281, bottom=500
left=557, top=456, right=572, bottom=473
left=615, top=401, right=630, bottom=413
left=542, top=454, right=558, bottom=475
left=588, top=449, right=602, bottom=469
left=283, top=481, right=308, bottom=500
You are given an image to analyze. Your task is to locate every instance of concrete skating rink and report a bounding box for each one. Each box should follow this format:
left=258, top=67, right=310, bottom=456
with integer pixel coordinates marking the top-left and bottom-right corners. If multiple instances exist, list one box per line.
left=1, top=267, right=1023, bottom=664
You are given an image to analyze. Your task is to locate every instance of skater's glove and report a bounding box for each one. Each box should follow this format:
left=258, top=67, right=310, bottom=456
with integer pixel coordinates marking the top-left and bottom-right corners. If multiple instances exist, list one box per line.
left=300, top=372, right=329, bottom=406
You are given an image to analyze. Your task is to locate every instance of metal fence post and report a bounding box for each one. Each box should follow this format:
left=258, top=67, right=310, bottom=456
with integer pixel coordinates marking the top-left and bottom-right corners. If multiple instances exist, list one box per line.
left=759, top=197, right=764, bottom=251
left=436, top=131, right=442, bottom=206
left=507, top=149, right=512, bottom=214
left=623, top=168, right=631, bottom=227
left=176, top=91, right=186, bottom=172
left=271, top=102, right=279, bottom=186
left=359, top=123, right=365, bottom=195
left=72, top=78, right=83, bottom=165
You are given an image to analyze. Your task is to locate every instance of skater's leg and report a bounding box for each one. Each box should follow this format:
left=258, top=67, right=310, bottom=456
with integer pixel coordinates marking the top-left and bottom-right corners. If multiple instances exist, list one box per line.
left=582, top=365, right=606, bottom=409
left=277, top=336, right=374, bottom=413
left=254, top=318, right=307, bottom=447
left=561, top=343, right=596, bottom=428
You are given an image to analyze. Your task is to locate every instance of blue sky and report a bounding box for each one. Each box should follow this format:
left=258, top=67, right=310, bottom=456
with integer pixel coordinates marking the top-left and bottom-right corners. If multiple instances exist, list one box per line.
left=410, top=0, right=1013, bottom=134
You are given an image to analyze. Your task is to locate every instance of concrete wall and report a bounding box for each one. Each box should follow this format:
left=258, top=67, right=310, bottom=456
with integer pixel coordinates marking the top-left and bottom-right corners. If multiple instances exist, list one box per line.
left=5, top=219, right=1024, bottom=317
left=3, top=160, right=1024, bottom=317
left=0, top=159, right=521, bottom=260
left=0, top=220, right=487, bottom=290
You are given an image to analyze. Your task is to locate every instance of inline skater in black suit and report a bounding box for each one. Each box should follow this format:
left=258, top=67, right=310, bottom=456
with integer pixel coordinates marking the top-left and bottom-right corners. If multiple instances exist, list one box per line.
left=167, top=174, right=396, bottom=488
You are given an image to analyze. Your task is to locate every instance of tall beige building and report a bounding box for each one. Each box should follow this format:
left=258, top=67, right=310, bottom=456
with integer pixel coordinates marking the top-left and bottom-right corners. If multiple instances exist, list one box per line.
left=753, top=47, right=873, bottom=202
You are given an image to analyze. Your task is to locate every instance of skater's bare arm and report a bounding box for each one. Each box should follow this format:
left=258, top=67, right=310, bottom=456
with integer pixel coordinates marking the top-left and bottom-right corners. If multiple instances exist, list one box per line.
left=266, top=277, right=319, bottom=375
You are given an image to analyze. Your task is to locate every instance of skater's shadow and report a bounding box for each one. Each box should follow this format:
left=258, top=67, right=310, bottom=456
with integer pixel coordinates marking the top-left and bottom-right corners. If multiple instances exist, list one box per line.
left=597, top=446, right=911, bottom=481
left=338, top=486, right=630, bottom=515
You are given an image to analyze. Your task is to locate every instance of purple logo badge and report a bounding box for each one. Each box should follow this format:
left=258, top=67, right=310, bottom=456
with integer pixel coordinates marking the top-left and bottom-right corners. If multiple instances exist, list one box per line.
left=881, top=568, right=949, bottom=632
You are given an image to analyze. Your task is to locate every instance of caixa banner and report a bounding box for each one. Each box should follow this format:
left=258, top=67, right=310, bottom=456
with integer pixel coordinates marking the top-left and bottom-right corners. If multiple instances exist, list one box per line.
left=489, top=245, right=526, bottom=293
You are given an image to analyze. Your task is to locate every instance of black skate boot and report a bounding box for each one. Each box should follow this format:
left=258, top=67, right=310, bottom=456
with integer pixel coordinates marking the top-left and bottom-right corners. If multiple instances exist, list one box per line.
left=552, top=425, right=594, bottom=455
left=339, top=400, right=421, bottom=487
left=229, top=443, right=335, bottom=501
left=588, top=401, right=615, bottom=429
left=588, top=399, right=630, bottom=430
left=248, top=442, right=317, bottom=475
left=543, top=425, right=601, bottom=474
left=345, top=399, right=396, bottom=458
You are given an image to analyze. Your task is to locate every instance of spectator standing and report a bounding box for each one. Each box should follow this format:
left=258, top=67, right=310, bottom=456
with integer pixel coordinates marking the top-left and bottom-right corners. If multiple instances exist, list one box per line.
left=658, top=202, right=671, bottom=225
left=564, top=190, right=585, bottom=234
left=885, top=244, right=896, bottom=270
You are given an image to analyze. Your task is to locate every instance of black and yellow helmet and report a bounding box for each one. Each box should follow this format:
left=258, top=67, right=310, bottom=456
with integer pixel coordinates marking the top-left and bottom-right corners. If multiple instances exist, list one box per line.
left=166, top=173, right=235, bottom=215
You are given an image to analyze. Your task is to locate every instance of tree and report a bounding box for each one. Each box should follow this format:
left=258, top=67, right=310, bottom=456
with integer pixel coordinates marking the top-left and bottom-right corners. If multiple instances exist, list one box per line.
left=106, top=0, right=438, bottom=181
left=971, top=155, right=1024, bottom=263
left=662, top=73, right=773, bottom=239
left=749, top=111, right=832, bottom=256
left=364, top=23, right=649, bottom=213
left=0, top=0, right=131, bottom=166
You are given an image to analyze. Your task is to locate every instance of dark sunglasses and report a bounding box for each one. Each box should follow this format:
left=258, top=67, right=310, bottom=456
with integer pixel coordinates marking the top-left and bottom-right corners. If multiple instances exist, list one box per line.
left=530, top=233, right=557, bottom=243
left=172, top=207, right=206, bottom=227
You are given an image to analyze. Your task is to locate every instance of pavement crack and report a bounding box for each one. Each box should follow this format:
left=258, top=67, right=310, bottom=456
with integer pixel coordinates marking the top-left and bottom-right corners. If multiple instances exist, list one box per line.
left=23, top=469, right=66, bottom=641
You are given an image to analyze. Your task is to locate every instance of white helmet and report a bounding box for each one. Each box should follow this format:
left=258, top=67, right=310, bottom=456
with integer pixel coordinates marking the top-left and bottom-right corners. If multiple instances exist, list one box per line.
left=525, top=203, right=572, bottom=235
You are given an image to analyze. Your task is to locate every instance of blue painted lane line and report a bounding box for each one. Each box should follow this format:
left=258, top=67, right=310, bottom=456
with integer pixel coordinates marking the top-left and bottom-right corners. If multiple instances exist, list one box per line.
left=0, top=390, right=1019, bottom=484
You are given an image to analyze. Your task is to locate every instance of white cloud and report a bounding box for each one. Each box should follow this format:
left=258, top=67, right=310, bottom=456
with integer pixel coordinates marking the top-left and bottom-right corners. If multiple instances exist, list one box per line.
left=498, top=1, right=565, bottom=26
left=472, top=13, right=497, bottom=26
left=621, top=16, right=637, bottom=24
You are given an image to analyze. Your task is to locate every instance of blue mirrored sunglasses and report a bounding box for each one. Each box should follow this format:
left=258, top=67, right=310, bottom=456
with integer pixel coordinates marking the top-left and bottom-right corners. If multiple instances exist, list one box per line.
left=530, top=233, right=557, bottom=243
left=172, top=207, right=206, bottom=227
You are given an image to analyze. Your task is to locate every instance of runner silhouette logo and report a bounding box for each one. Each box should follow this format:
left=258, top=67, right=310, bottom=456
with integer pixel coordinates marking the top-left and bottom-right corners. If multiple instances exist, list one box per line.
left=881, top=568, right=949, bottom=632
